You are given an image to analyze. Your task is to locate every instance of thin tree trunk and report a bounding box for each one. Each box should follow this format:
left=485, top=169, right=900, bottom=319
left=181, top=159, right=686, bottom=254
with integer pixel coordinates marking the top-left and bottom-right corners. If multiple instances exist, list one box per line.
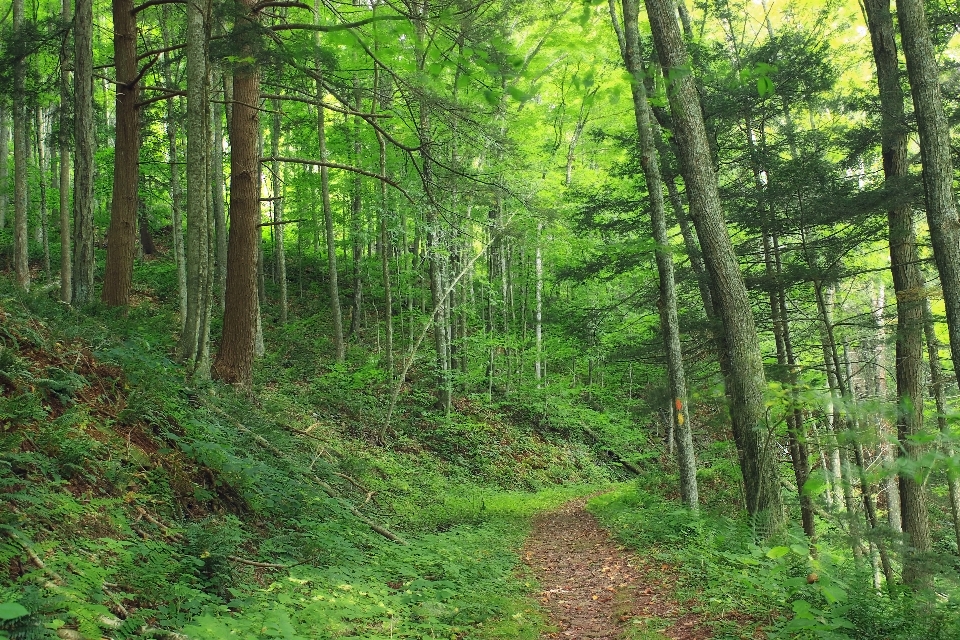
left=877, top=0, right=935, bottom=585
left=921, top=296, right=960, bottom=558
left=612, top=0, right=698, bottom=510
left=72, top=0, right=95, bottom=304
left=13, top=0, right=30, bottom=290
left=644, top=0, right=779, bottom=523
left=35, top=108, right=52, bottom=282
left=212, top=71, right=228, bottom=311
left=535, top=222, right=543, bottom=383
left=373, top=65, right=394, bottom=375
left=102, top=0, right=140, bottom=306
left=162, top=6, right=187, bottom=329
left=318, top=78, right=345, bottom=362
left=212, top=0, right=260, bottom=386
left=180, top=0, right=213, bottom=378
left=0, top=107, right=7, bottom=230
left=270, top=99, right=287, bottom=324
left=58, top=0, right=72, bottom=303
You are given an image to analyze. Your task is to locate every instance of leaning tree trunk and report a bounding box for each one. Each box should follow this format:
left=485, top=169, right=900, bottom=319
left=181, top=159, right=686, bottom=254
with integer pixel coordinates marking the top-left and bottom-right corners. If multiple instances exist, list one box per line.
left=890, top=0, right=937, bottom=585
left=212, top=0, right=261, bottom=386
left=102, top=0, right=140, bottom=306
left=613, top=0, right=698, bottom=510
left=58, top=0, right=72, bottom=303
left=72, top=0, right=95, bottom=304
left=920, top=295, right=960, bottom=555
left=13, top=0, right=30, bottom=290
left=643, top=0, right=780, bottom=523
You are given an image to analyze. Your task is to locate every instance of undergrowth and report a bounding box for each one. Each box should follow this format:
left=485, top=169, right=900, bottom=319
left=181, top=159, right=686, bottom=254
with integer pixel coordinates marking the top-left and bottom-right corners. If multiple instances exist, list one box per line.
left=589, top=481, right=960, bottom=640
left=0, top=274, right=629, bottom=639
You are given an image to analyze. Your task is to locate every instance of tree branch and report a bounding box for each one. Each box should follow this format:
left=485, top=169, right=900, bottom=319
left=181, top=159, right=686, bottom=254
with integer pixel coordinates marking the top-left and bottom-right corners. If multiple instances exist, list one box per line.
left=133, top=0, right=186, bottom=14
left=270, top=15, right=406, bottom=33
left=263, top=156, right=415, bottom=203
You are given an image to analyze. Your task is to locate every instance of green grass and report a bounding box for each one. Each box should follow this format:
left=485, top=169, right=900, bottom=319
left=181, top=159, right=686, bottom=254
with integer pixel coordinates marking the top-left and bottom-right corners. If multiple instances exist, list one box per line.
left=0, top=277, right=617, bottom=639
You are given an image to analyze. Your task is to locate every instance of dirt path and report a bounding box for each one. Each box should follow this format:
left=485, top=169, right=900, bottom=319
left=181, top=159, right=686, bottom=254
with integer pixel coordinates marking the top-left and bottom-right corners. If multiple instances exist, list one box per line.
left=522, top=497, right=710, bottom=639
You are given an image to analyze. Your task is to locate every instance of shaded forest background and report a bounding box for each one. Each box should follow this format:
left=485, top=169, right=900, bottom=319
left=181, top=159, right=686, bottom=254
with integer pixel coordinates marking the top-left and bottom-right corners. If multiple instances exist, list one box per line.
left=3, top=0, right=960, bottom=637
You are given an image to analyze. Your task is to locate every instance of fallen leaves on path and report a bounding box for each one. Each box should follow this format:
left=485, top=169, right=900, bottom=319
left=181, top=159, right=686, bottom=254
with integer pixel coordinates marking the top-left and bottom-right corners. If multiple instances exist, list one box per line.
left=523, top=497, right=712, bottom=639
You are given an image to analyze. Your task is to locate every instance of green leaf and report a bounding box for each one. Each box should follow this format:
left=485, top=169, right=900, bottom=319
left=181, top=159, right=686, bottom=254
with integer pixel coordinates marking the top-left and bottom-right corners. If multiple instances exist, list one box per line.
left=821, top=584, right=847, bottom=604
left=766, top=546, right=790, bottom=559
left=0, top=602, right=29, bottom=621
left=790, top=543, right=809, bottom=556
left=791, top=599, right=813, bottom=618
left=757, top=75, right=775, bottom=98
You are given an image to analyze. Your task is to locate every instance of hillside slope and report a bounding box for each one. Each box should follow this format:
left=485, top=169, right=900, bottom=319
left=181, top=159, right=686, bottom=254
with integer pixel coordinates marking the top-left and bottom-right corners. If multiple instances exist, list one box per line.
left=0, top=281, right=644, bottom=639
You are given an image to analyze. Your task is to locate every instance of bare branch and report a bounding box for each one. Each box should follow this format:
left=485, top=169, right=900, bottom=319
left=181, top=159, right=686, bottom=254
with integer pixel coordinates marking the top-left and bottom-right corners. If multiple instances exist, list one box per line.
left=133, top=0, right=186, bottom=14
left=263, top=156, right=415, bottom=203
left=270, top=14, right=406, bottom=33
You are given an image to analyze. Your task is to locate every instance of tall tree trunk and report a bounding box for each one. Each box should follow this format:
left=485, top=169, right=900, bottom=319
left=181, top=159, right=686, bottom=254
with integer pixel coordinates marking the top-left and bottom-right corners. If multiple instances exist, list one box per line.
left=35, top=108, right=52, bottom=282
left=318, top=78, right=345, bottom=362
left=13, top=0, right=30, bottom=290
left=612, top=0, right=698, bottom=510
left=920, top=296, right=960, bottom=555
left=72, top=0, right=95, bottom=304
left=162, top=6, right=187, bottom=328
left=212, top=0, right=261, bottom=385
left=349, top=79, right=363, bottom=337
left=535, top=222, right=543, bottom=382
left=879, top=0, right=936, bottom=585
left=181, top=0, right=214, bottom=378
left=644, top=0, right=780, bottom=523
left=374, top=65, right=394, bottom=375
left=212, top=71, right=228, bottom=311
left=58, top=0, right=72, bottom=302
left=270, top=100, right=288, bottom=323
left=0, top=108, right=7, bottom=230
left=102, top=0, right=140, bottom=306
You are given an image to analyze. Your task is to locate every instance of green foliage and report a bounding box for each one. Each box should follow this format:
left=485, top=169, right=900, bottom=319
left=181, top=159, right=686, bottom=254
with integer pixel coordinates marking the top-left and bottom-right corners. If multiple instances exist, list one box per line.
left=590, top=484, right=960, bottom=640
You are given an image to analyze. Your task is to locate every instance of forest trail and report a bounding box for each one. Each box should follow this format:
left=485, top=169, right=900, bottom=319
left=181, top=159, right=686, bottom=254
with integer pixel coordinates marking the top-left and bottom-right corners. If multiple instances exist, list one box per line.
left=523, top=497, right=710, bottom=639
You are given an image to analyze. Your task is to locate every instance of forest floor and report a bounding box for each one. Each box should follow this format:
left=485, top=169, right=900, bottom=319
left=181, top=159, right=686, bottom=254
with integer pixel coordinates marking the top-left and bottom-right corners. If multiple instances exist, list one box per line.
left=523, top=496, right=712, bottom=639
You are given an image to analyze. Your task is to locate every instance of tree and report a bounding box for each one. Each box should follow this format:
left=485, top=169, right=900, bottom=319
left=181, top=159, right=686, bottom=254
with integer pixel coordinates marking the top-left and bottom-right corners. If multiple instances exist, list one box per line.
left=894, top=0, right=946, bottom=584
left=643, top=0, right=781, bottom=523
left=72, top=0, right=96, bottom=304
left=102, top=0, right=140, bottom=306
left=864, top=0, right=930, bottom=586
left=13, top=0, right=30, bottom=290
left=58, top=0, right=72, bottom=304
left=610, top=0, right=698, bottom=511
left=212, top=0, right=262, bottom=385
left=180, top=0, right=215, bottom=378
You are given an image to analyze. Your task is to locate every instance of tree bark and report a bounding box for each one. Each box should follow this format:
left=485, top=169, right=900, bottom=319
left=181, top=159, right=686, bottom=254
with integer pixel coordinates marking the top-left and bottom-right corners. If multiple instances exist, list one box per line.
left=212, top=0, right=261, bottom=386
left=883, top=0, right=936, bottom=585
left=613, top=0, right=698, bottom=510
left=317, top=75, right=345, bottom=362
left=35, top=108, right=52, bottom=283
left=161, top=6, right=187, bottom=328
left=643, top=0, right=780, bottom=523
left=102, top=0, right=140, bottom=306
left=72, top=0, right=96, bottom=304
left=212, top=71, right=228, bottom=311
left=270, top=100, right=288, bottom=323
left=59, top=0, right=72, bottom=304
left=13, top=0, right=30, bottom=290
left=180, top=0, right=214, bottom=378
left=0, top=108, right=7, bottom=231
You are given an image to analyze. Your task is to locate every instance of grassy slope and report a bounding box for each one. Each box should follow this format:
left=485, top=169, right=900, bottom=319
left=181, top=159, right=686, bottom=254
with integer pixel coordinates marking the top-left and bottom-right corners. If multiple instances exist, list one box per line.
left=0, top=272, right=639, bottom=640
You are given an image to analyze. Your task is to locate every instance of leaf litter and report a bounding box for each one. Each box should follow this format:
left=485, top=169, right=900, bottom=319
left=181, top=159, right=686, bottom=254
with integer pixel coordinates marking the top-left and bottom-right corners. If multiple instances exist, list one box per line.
left=523, top=497, right=712, bottom=639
